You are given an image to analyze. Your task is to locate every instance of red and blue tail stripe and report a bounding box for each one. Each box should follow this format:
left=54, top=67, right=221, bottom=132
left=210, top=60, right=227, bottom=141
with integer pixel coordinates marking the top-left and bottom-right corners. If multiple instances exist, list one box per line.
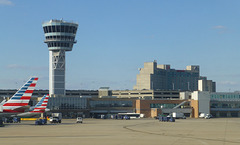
left=31, top=94, right=49, bottom=113
left=3, top=77, right=38, bottom=112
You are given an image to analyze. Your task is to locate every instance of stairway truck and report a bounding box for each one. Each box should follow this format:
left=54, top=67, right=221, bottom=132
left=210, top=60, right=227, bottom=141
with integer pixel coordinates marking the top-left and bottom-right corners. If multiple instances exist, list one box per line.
left=172, top=112, right=186, bottom=119
left=50, top=113, right=62, bottom=123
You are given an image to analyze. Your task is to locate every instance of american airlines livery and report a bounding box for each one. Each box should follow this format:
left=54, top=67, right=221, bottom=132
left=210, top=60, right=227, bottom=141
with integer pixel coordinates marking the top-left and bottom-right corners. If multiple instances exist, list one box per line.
left=0, top=77, right=38, bottom=116
left=16, top=94, right=49, bottom=117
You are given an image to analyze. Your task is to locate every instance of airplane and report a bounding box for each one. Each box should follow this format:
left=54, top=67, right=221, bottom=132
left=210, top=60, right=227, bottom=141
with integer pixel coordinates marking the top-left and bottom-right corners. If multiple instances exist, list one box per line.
left=0, top=77, right=38, bottom=116
left=0, top=98, right=6, bottom=105
left=15, top=94, right=50, bottom=117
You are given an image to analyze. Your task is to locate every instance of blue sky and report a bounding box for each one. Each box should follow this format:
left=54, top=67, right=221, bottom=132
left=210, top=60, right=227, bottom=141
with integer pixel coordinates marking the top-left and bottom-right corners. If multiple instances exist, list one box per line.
left=1, top=0, right=240, bottom=92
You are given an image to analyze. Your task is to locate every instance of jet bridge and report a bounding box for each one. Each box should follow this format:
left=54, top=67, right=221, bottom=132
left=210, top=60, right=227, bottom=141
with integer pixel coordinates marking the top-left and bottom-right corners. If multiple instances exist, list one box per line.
left=161, top=101, right=192, bottom=115
left=172, top=101, right=189, bottom=109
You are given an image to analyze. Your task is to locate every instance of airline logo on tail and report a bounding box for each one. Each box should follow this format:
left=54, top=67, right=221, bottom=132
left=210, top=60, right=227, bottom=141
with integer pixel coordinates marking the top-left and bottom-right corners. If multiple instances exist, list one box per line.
left=3, top=77, right=38, bottom=113
left=31, top=94, right=49, bottom=113
left=13, top=95, right=49, bottom=117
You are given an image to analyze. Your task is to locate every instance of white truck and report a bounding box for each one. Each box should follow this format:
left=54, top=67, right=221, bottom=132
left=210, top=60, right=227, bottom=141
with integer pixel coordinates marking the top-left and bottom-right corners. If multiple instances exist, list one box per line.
left=199, top=113, right=212, bottom=119
left=50, top=113, right=62, bottom=123
left=168, top=112, right=186, bottom=119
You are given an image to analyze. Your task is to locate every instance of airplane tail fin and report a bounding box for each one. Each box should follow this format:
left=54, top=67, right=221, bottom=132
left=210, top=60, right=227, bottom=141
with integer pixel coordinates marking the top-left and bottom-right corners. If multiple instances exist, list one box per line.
left=3, top=77, right=38, bottom=110
left=31, top=94, right=49, bottom=113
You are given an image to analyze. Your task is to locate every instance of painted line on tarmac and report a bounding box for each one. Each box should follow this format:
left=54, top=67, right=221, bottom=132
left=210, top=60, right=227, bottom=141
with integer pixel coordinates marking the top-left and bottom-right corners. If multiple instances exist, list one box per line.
left=123, top=121, right=240, bottom=144
left=0, top=135, right=108, bottom=139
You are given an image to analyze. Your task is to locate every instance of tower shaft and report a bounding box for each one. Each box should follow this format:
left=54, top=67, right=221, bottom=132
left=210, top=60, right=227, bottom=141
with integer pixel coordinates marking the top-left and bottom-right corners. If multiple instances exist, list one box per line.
left=49, top=50, right=66, bottom=96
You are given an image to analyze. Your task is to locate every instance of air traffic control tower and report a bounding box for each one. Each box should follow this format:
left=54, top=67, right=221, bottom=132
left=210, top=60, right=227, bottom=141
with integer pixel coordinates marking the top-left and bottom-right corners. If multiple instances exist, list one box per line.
left=42, top=19, right=78, bottom=97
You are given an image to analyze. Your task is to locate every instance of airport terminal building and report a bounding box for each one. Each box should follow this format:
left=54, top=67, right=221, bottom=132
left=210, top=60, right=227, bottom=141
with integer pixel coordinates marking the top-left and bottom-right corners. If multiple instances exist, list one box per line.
left=0, top=61, right=235, bottom=119
left=1, top=89, right=240, bottom=118
left=210, top=92, right=240, bottom=117
left=181, top=91, right=240, bottom=118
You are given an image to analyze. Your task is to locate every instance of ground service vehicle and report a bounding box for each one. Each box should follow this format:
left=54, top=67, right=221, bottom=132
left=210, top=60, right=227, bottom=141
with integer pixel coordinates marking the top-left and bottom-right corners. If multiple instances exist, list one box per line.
left=118, top=113, right=142, bottom=119
left=50, top=113, right=62, bottom=123
left=205, top=114, right=212, bottom=119
left=124, top=115, right=130, bottom=120
left=159, top=116, right=175, bottom=122
left=199, top=113, right=212, bottom=119
left=35, top=118, right=47, bottom=125
left=168, top=112, right=186, bottom=119
left=199, top=113, right=207, bottom=118
left=76, top=117, right=83, bottom=123
left=13, top=117, right=21, bottom=123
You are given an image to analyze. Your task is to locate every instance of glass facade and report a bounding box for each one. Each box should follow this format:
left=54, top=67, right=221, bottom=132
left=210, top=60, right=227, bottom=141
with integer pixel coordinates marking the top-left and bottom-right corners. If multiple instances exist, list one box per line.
left=210, top=101, right=240, bottom=109
left=90, top=100, right=133, bottom=108
left=47, top=97, right=87, bottom=110
left=211, top=93, right=240, bottom=100
left=210, top=93, right=240, bottom=117
left=150, top=103, right=177, bottom=108
left=210, top=93, right=240, bottom=110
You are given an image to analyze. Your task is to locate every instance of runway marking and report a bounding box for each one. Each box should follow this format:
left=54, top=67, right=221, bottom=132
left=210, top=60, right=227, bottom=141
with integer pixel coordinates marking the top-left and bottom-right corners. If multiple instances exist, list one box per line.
left=123, top=121, right=240, bottom=144
left=223, top=119, right=228, bottom=145
left=0, top=135, right=108, bottom=139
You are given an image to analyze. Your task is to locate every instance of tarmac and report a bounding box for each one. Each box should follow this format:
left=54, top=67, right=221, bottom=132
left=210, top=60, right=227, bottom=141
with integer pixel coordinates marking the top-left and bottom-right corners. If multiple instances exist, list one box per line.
left=0, top=118, right=240, bottom=145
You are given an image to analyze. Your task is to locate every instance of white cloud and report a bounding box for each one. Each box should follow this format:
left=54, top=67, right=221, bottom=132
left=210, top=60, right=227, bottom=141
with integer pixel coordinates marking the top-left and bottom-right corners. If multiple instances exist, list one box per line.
left=212, top=25, right=229, bottom=34
left=0, top=0, right=13, bottom=6
left=218, top=81, right=237, bottom=85
left=6, top=64, right=48, bottom=71
left=213, top=25, right=225, bottom=29
left=7, top=64, right=26, bottom=69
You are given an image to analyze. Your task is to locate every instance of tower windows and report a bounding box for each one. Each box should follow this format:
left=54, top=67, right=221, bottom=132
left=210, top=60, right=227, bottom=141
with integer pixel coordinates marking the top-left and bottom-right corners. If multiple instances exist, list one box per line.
left=69, top=26, right=72, bottom=33
left=56, top=26, right=60, bottom=32
left=43, top=27, right=47, bottom=33
left=44, top=25, right=77, bottom=34
left=48, top=26, right=51, bottom=32
left=65, top=26, right=69, bottom=33
left=47, top=42, right=71, bottom=48
left=73, top=27, right=77, bottom=34
left=52, top=26, right=56, bottom=32
left=61, top=25, right=64, bottom=32
left=45, top=35, right=75, bottom=41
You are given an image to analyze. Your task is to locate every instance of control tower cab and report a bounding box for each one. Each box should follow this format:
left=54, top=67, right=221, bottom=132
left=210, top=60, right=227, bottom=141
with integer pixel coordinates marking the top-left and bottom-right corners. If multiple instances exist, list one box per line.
left=42, top=19, right=78, bottom=97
